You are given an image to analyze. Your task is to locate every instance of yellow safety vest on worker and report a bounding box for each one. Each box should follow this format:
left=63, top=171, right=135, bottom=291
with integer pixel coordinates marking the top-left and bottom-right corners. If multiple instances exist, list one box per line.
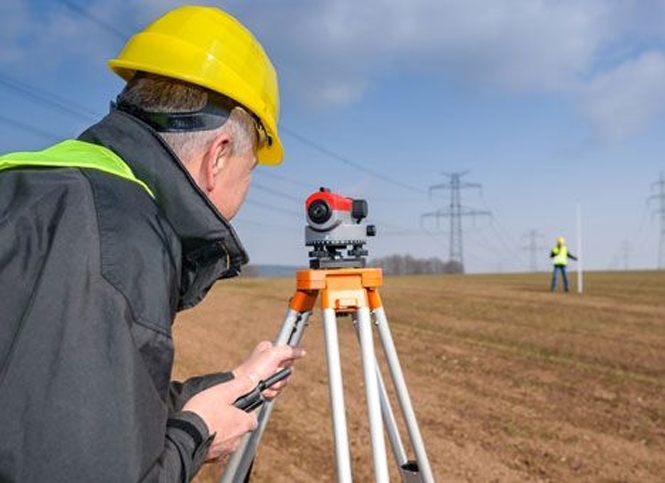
left=0, top=139, right=154, bottom=197
left=551, top=245, right=569, bottom=266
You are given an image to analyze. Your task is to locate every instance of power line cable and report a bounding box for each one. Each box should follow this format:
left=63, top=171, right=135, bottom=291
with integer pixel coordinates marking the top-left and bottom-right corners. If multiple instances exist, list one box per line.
left=55, top=0, right=132, bottom=40
left=0, top=114, right=61, bottom=143
left=255, top=170, right=314, bottom=190
left=281, top=125, right=426, bottom=194
left=0, top=74, right=99, bottom=121
left=234, top=218, right=299, bottom=231
left=253, top=177, right=419, bottom=235
left=0, top=76, right=421, bottom=240
left=251, top=181, right=302, bottom=203
left=477, top=189, right=522, bottom=252
left=466, top=224, right=516, bottom=268
left=37, top=4, right=428, bottom=200
left=9, top=3, right=437, bottom=252
left=243, top=199, right=301, bottom=218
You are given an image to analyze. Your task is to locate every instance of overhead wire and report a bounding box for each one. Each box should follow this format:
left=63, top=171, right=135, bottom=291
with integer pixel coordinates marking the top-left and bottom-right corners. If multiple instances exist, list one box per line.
left=55, top=0, right=132, bottom=40
left=251, top=181, right=301, bottom=203
left=466, top=224, right=520, bottom=270
left=54, top=0, right=433, bottom=220
left=0, top=114, right=61, bottom=143
left=0, top=74, right=99, bottom=122
left=281, top=125, right=427, bottom=195
left=243, top=199, right=301, bottom=218
left=55, top=0, right=443, bottom=208
left=8, top=2, right=430, bottom=237
left=0, top=73, right=424, bottom=239
left=4, top=2, right=523, bottom=271
left=233, top=218, right=299, bottom=231
left=477, top=190, right=523, bottom=258
left=255, top=170, right=314, bottom=190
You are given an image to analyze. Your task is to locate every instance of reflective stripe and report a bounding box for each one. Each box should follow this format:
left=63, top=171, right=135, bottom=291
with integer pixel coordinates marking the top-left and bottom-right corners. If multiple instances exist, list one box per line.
left=0, top=139, right=154, bottom=198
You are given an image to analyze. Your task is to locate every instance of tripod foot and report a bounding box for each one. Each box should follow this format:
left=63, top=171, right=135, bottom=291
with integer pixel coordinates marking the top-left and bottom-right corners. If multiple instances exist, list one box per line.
left=400, top=460, right=424, bottom=483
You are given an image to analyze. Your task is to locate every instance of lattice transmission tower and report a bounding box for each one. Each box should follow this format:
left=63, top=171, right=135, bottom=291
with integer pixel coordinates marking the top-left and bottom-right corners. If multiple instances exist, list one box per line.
left=649, top=172, right=665, bottom=269
left=522, top=229, right=546, bottom=272
left=421, top=171, right=490, bottom=272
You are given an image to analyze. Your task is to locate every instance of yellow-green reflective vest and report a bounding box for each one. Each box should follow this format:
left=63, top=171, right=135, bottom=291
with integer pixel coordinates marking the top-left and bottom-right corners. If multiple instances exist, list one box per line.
left=552, top=246, right=569, bottom=266
left=0, top=139, right=154, bottom=198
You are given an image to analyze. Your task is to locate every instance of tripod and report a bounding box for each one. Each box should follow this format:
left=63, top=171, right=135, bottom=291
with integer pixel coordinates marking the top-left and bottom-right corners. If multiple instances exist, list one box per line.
left=220, top=267, right=435, bottom=482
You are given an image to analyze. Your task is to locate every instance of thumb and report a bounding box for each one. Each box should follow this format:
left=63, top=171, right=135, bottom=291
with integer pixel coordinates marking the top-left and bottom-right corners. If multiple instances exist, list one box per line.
left=256, top=340, right=273, bottom=352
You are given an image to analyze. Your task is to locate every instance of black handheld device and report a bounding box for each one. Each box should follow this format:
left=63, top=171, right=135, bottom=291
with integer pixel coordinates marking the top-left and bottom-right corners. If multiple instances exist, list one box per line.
left=233, top=367, right=293, bottom=412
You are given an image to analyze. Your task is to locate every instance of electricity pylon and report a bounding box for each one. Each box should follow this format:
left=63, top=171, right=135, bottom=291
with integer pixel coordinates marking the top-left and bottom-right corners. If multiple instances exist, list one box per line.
left=649, top=172, right=665, bottom=269
left=522, top=229, right=546, bottom=272
left=421, top=171, right=490, bottom=272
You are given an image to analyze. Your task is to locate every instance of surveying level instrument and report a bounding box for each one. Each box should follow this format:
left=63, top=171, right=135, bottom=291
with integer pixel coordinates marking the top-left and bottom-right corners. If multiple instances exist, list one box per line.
left=305, top=187, right=377, bottom=269
left=220, top=188, right=435, bottom=482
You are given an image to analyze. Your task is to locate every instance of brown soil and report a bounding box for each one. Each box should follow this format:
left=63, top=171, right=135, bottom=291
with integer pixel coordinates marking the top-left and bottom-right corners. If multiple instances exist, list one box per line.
left=172, top=270, right=665, bottom=482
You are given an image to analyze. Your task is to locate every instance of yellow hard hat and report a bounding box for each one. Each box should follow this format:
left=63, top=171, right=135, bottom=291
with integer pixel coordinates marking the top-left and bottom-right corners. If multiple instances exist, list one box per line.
left=108, top=6, right=283, bottom=165
left=557, top=237, right=565, bottom=245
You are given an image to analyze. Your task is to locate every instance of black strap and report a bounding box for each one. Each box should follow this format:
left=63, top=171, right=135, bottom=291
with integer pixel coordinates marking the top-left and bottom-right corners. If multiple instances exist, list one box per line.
left=112, top=101, right=231, bottom=133
left=111, top=90, right=238, bottom=133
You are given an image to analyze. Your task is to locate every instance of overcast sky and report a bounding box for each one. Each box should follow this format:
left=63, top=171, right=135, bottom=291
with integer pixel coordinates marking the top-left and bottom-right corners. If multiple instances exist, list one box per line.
left=2, top=0, right=665, bottom=273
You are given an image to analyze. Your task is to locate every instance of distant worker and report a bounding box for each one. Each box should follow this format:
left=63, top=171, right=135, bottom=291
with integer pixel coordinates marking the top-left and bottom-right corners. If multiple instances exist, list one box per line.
left=549, top=237, right=577, bottom=292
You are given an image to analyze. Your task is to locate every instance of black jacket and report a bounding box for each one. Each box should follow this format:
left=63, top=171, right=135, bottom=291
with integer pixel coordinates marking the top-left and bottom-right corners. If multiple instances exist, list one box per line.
left=0, top=111, right=249, bottom=482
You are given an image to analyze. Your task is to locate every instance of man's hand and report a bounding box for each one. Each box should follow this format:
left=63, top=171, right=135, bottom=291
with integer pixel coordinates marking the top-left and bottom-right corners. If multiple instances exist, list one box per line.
left=182, top=341, right=305, bottom=461
left=233, top=341, right=305, bottom=400
left=182, top=378, right=259, bottom=461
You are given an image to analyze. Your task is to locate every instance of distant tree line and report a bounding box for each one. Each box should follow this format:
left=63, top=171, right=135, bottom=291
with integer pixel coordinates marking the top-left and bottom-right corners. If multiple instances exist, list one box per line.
left=368, top=254, right=464, bottom=275
left=240, top=255, right=464, bottom=278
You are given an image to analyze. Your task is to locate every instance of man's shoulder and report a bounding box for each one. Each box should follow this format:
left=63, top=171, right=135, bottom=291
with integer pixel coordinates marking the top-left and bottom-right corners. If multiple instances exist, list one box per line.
left=84, top=168, right=180, bottom=333
left=81, top=168, right=174, bottom=242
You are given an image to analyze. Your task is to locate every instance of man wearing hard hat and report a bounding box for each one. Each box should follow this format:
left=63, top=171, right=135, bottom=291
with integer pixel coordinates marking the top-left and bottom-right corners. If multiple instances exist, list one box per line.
left=549, top=236, right=578, bottom=292
left=0, top=6, right=304, bottom=482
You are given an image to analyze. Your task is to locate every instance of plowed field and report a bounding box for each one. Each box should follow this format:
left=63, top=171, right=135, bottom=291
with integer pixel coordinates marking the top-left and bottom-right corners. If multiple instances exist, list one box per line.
left=172, top=270, right=665, bottom=482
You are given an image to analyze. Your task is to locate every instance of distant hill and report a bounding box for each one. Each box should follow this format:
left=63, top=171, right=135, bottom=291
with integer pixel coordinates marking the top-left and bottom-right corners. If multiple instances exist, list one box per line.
left=247, top=264, right=305, bottom=278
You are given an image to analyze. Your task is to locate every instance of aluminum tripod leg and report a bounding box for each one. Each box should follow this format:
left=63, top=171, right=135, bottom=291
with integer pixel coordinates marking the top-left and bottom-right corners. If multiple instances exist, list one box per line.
left=323, top=307, right=394, bottom=483
left=321, top=308, right=353, bottom=482
left=353, top=315, right=431, bottom=483
left=375, top=366, right=409, bottom=466
left=373, top=306, right=435, bottom=483
left=220, top=307, right=311, bottom=483
left=354, top=307, right=391, bottom=481
left=220, top=268, right=434, bottom=482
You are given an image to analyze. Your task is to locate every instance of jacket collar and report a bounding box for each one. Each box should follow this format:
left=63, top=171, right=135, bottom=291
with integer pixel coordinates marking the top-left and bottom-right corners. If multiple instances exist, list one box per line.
left=78, top=110, right=249, bottom=309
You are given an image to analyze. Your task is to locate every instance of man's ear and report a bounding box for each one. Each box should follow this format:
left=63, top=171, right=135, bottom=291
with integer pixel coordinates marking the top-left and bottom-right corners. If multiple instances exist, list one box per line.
left=204, top=133, right=232, bottom=192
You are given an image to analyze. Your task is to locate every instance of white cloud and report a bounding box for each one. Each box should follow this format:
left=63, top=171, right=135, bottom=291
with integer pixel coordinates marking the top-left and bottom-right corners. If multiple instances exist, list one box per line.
left=242, top=0, right=665, bottom=141
left=0, top=1, right=129, bottom=78
left=580, top=51, right=665, bottom=142
left=380, top=0, right=611, bottom=91
left=244, top=0, right=621, bottom=101
left=6, top=0, right=665, bottom=142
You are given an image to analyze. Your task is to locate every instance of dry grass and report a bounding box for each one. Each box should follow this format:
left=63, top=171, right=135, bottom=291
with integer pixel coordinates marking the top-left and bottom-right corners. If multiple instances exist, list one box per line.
left=173, top=270, right=665, bottom=482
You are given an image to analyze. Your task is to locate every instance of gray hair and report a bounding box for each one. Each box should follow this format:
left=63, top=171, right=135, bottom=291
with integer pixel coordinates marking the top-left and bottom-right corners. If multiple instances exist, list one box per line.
left=116, top=73, right=256, bottom=162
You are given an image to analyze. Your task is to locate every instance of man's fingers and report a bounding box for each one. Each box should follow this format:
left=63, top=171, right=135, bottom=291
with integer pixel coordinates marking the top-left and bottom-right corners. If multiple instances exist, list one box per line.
left=275, top=344, right=306, bottom=361
left=256, top=340, right=273, bottom=352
